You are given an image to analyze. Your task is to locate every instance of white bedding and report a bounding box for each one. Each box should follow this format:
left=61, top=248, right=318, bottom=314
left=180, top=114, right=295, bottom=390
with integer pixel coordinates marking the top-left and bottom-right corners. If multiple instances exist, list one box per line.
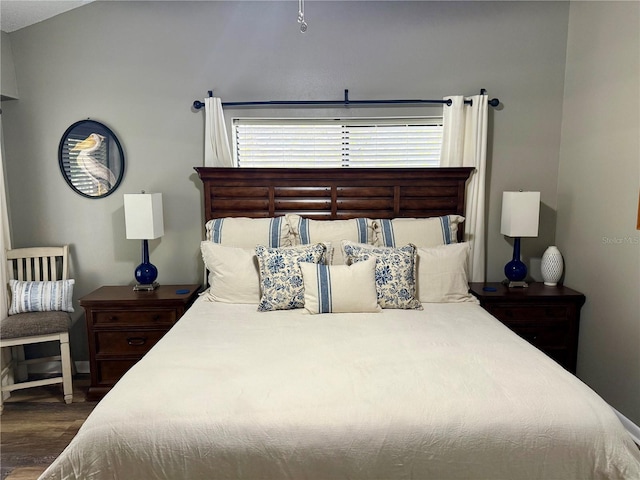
left=40, top=299, right=640, bottom=480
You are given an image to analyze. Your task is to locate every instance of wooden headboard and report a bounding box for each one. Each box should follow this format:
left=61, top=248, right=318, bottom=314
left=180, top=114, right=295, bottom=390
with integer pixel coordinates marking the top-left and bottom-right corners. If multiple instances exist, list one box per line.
left=194, top=167, right=473, bottom=240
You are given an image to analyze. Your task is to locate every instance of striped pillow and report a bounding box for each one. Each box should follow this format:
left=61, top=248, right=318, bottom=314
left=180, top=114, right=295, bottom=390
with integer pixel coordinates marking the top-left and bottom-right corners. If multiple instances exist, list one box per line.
left=205, top=217, right=292, bottom=248
left=286, top=215, right=375, bottom=264
left=373, top=215, right=464, bottom=248
left=8, top=279, right=75, bottom=315
left=300, top=258, right=380, bottom=314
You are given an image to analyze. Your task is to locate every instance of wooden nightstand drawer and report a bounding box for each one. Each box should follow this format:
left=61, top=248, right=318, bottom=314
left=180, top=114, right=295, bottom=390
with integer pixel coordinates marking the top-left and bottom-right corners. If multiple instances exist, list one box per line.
left=94, top=359, right=138, bottom=385
left=93, top=309, right=177, bottom=326
left=487, top=305, right=568, bottom=322
left=95, top=330, right=167, bottom=355
left=508, top=323, right=569, bottom=348
left=81, top=284, right=201, bottom=400
left=468, top=283, right=585, bottom=374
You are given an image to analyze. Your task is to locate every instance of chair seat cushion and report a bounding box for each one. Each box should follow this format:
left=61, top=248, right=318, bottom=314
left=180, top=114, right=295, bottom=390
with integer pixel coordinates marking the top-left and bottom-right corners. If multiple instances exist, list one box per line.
left=0, top=311, right=71, bottom=339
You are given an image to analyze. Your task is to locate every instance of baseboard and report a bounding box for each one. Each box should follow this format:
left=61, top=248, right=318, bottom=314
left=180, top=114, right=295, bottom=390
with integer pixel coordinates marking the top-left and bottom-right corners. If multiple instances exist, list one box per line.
left=612, top=407, right=640, bottom=446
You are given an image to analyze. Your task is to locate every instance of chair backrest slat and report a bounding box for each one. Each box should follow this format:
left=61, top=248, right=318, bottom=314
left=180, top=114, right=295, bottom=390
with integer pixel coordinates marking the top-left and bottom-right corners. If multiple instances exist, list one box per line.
left=34, top=257, right=42, bottom=281
left=6, top=246, right=70, bottom=282
left=48, top=256, right=57, bottom=281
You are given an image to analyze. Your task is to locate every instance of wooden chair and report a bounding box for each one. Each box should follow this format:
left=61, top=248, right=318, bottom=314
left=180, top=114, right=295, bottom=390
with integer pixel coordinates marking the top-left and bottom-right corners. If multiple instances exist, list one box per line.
left=0, top=246, right=73, bottom=413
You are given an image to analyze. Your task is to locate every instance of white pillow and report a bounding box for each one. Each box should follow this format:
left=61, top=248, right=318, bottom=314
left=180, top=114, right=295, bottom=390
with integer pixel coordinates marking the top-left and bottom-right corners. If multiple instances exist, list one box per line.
left=205, top=217, right=292, bottom=248
left=255, top=243, right=328, bottom=312
left=286, top=215, right=375, bottom=264
left=416, top=243, right=477, bottom=303
left=8, top=279, right=75, bottom=315
left=200, top=242, right=260, bottom=304
left=300, top=258, right=380, bottom=314
left=373, top=216, right=464, bottom=247
left=341, top=241, right=422, bottom=310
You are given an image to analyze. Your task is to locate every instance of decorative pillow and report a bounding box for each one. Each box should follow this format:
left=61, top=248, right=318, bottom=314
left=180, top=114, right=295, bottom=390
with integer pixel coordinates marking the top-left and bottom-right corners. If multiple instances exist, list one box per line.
left=341, top=241, right=422, bottom=310
left=373, top=215, right=465, bottom=248
left=8, top=279, right=75, bottom=315
left=416, top=243, right=477, bottom=303
left=255, top=243, right=327, bottom=312
left=300, top=258, right=380, bottom=314
left=200, top=242, right=260, bottom=304
left=205, top=217, right=292, bottom=248
left=286, top=215, right=375, bottom=264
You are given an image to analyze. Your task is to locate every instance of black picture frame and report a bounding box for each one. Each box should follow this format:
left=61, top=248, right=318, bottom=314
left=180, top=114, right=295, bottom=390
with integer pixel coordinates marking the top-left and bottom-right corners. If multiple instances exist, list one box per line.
left=58, top=119, right=125, bottom=199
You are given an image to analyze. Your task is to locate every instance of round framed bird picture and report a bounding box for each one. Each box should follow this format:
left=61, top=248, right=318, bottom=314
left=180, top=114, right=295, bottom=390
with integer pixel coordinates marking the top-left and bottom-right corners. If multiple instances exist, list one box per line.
left=58, top=119, right=125, bottom=198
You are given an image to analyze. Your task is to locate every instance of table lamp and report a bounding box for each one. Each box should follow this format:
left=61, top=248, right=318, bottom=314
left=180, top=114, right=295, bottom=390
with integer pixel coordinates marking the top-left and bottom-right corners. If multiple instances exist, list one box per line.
left=500, top=191, right=540, bottom=287
left=124, top=192, right=164, bottom=291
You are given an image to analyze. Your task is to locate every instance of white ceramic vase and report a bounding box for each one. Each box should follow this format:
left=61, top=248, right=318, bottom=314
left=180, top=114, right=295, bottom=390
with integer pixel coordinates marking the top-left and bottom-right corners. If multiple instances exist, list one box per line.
left=541, top=246, right=563, bottom=286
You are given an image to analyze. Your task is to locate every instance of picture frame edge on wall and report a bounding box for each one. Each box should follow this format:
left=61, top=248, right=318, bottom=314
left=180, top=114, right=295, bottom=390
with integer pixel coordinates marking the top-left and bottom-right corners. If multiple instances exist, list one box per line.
left=58, top=119, right=125, bottom=199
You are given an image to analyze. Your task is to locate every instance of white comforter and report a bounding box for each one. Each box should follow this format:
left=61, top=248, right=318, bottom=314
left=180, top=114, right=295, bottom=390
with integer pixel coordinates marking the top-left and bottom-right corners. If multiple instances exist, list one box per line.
left=40, top=299, right=640, bottom=480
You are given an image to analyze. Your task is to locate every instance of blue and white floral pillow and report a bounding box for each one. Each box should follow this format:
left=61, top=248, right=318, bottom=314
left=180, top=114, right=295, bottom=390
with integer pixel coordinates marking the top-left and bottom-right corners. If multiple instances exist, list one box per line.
left=342, top=241, right=422, bottom=310
left=255, top=243, right=327, bottom=312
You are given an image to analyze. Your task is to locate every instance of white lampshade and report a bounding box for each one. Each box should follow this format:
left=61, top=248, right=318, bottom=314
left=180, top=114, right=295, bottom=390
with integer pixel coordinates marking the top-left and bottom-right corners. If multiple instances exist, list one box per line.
left=124, top=193, right=164, bottom=240
left=500, top=191, right=540, bottom=238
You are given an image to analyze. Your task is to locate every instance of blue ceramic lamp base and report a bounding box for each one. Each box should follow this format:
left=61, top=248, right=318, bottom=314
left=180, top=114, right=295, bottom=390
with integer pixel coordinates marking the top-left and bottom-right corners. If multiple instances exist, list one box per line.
left=133, top=239, right=159, bottom=291
left=504, top=237, right=529, bottom=288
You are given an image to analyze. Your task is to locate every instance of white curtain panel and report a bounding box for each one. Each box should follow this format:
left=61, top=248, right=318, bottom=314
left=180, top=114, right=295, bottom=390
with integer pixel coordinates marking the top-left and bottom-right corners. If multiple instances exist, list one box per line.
left=204, top=97, right=233, bottom=167
left=0, top=132, right=11, bottom=320
left=440, top=94, right=488, bottom=282
left=0, top=129, right=15, bottom=396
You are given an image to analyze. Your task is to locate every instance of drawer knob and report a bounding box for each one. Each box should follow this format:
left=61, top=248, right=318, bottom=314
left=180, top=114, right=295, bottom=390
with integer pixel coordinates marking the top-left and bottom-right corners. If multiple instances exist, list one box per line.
left=127, top=337, right=147, bottom=346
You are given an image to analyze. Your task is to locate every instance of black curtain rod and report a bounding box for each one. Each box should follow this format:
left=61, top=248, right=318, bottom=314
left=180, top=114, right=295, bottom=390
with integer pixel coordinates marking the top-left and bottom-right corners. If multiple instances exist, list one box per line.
left=192, top=89, right=499, bottom=110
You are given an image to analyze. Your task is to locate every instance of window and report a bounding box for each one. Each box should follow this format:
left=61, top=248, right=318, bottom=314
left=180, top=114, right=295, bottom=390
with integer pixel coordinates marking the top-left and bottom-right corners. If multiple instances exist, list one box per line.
left=233, top=117, right=443, bottom=168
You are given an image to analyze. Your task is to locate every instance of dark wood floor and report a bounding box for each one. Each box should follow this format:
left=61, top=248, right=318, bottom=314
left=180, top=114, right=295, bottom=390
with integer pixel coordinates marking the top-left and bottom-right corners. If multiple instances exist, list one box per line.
left=1, top=375, right=97, bottom=480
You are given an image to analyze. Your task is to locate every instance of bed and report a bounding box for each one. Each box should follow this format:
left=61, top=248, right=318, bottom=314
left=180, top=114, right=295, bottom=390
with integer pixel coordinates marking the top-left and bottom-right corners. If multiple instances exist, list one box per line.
left=40, top=168, right=640, bottom=480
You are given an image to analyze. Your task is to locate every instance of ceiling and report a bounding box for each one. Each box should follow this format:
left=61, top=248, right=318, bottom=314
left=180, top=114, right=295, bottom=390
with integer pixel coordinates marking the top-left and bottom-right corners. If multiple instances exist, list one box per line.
left=1, top=1, right=97, bottom=33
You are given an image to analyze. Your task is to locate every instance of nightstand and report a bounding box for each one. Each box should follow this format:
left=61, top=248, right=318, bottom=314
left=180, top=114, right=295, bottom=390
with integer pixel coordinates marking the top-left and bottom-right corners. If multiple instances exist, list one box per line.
left=469, top=282, right=585, bottom=373
left=80, top=284, right=200, bottom=400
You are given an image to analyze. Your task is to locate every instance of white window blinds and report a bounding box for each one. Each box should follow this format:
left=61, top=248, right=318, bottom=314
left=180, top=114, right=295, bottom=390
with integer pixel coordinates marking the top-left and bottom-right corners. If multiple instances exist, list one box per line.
left=233, top=117, right=443, bottom=168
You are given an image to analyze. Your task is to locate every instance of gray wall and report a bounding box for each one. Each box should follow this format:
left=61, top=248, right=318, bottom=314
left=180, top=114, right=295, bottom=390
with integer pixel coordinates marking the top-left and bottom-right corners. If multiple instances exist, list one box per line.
left=1, top=31, right=19, bottom=99
left=2, top=1, right=578, bottom=397
left=558, top=1, right=640, bottom=424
